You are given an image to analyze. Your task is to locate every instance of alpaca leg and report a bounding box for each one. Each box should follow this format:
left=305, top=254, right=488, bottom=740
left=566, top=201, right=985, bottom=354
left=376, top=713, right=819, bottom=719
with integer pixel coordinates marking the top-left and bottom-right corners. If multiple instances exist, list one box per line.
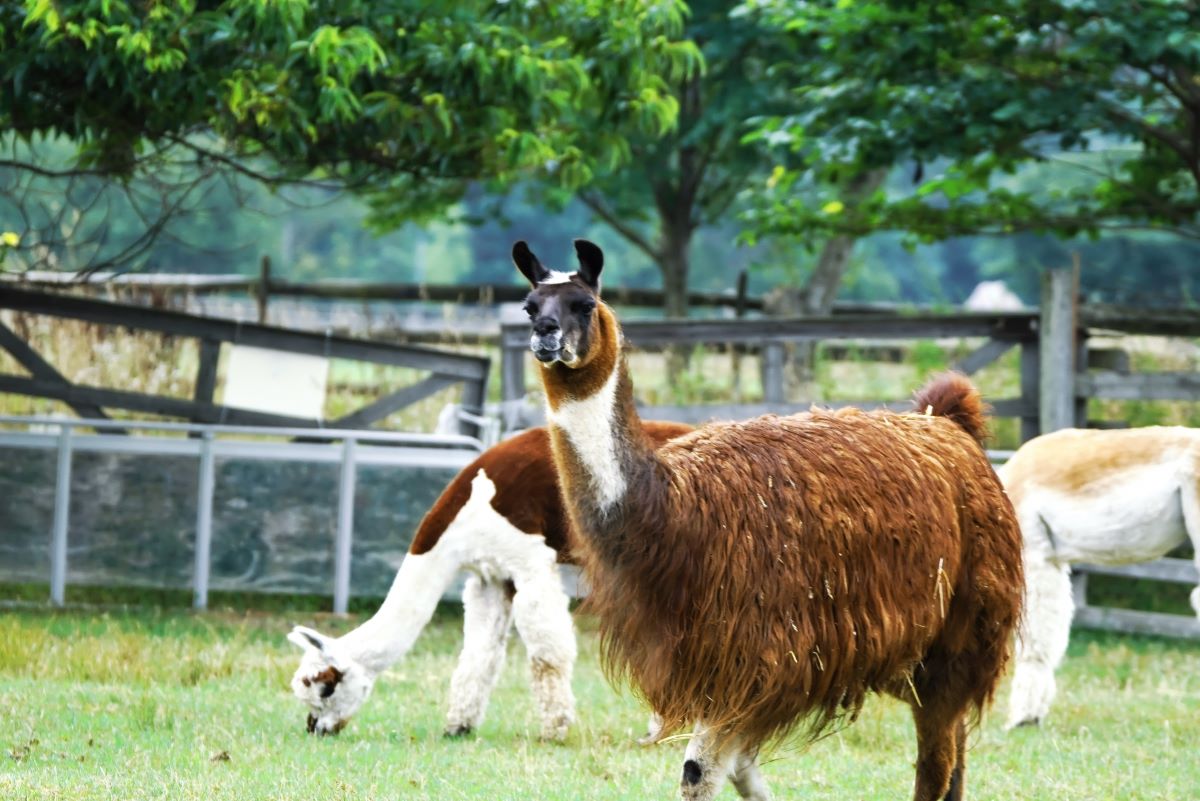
left=1177, top=472, right=1200, bottom=617
left=444, top=574, right=514, bottom=736
left=911, top=704, right=965, bottom=801
left=511, top=568, right=577, bottom=741
left=729, top=748, right=773, bottom=801
left=1006, top=549, right=1073, bottom=729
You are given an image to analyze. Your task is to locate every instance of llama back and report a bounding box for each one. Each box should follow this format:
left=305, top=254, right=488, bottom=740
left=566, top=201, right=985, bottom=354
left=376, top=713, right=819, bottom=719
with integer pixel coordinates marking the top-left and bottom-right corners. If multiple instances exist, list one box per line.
left=584, top=406, right=1022, bottom=749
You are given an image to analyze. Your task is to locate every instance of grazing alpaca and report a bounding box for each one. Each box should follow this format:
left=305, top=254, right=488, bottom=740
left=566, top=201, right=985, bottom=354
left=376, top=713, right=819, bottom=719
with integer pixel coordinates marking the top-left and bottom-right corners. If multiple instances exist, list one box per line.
left=288, top=422, right=691, bottom=738
left=1002, top=426, right=1200, bottom=729
left=514, top=239, right=1023, bottom=801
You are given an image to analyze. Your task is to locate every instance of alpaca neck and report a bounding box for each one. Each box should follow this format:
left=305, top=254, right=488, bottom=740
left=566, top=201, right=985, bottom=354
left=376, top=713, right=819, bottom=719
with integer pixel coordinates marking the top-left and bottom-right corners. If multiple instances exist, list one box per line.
left=541, top=305, right=661, bottom=533
left=337, top=548, right=460, bottom=676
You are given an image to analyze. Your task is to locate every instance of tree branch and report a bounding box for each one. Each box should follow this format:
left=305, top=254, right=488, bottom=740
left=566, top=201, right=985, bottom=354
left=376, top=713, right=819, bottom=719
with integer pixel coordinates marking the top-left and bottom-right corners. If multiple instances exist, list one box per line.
left=578, top=190, right=663, bottom=263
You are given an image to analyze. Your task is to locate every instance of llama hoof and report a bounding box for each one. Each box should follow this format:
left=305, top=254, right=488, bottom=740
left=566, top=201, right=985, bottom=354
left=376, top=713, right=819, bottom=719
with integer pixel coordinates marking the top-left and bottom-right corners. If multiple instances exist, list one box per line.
left=1008, top=716, right=1041, bottom=730
left=443, top=723, right=474, bottom=738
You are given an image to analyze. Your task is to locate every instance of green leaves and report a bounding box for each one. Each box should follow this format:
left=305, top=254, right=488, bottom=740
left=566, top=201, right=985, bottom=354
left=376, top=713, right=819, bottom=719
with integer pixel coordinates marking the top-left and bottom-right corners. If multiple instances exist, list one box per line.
left=739, top=0, right=1200, bottom=243
left=2, top=0, right=697, bottom=205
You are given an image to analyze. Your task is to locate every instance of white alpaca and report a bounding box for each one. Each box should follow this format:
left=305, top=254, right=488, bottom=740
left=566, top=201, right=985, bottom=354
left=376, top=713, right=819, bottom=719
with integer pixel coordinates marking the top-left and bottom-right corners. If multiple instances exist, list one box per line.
left=1002, top=426, right=1200, bottom=728
left=288, top=421, right=690, bottom=738
left=289, top=468, right=577, bottom=739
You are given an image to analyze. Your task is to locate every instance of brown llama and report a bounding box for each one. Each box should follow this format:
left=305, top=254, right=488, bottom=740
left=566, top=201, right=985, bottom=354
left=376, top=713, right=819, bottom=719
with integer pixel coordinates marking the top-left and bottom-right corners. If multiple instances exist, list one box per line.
left=513, top=239, right=1023, bottom=801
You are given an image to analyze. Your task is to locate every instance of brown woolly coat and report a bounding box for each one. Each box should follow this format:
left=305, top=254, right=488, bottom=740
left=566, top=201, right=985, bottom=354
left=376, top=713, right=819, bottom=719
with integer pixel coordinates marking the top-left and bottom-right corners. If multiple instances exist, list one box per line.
left=409, top=421, right=694, bottom=559
left=546, top=325, right=1023, bottom=749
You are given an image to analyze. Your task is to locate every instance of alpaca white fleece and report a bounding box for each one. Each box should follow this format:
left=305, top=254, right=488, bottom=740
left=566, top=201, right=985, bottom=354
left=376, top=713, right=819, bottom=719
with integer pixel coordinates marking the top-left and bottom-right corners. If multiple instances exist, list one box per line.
left=1004, top=448, right=1200, bottom=728
left=290, top=470, right=576, bottom=738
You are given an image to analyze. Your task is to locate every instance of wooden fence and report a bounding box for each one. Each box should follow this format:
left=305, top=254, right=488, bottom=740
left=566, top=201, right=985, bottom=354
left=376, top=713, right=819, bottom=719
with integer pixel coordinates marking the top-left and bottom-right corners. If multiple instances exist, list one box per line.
left=0, top=286, right=490, bottom=437
left=4, top=269, right=1199, bottom=636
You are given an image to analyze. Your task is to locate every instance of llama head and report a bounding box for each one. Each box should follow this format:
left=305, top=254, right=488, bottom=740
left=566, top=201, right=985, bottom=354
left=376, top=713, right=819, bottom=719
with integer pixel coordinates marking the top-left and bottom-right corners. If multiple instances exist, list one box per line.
left=287, top=625, right=375, bottom=736
left=513, top=239, right=606, bottom=368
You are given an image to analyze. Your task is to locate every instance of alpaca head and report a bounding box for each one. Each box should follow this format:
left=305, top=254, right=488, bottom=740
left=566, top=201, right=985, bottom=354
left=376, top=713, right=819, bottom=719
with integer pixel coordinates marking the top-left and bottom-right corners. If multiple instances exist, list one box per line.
left=287, top=625, right=375, bottom=736
left=513, top=239, right=606, bottom=368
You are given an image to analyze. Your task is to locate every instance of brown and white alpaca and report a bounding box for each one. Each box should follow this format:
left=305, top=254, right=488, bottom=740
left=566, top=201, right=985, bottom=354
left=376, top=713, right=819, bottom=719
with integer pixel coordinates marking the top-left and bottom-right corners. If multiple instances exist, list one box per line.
left=288, top=422, right=691, bottom=738
left=514, top=239, right=1024, bottom=801
left=1001, top=426, right=1200, bottom=728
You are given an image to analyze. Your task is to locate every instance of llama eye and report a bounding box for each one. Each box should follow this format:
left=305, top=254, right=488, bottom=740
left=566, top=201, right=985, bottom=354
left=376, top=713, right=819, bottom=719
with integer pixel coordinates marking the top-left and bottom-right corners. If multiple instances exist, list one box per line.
left=524, top=302, right=538, bottom=318
left=571, top=300, right=596, bottom=314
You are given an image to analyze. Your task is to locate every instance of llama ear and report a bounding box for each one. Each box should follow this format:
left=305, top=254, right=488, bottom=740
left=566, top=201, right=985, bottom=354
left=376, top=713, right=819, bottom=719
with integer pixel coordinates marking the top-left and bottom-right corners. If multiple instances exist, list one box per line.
left=513, top=241, right=551, bottom=287
left=573, top=239, right=603, bottom=292
left=288, top=625, right=330, bottom=653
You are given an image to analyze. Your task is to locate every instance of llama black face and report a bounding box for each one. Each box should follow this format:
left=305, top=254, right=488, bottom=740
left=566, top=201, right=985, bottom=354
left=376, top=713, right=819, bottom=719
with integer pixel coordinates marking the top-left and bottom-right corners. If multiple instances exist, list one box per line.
left=512, top=239, right=604, bottom=367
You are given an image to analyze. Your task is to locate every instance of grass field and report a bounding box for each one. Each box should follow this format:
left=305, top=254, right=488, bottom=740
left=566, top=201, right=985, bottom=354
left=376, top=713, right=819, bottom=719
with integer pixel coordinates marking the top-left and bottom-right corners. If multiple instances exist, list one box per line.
left=2, top=604, right=1198, bottom=801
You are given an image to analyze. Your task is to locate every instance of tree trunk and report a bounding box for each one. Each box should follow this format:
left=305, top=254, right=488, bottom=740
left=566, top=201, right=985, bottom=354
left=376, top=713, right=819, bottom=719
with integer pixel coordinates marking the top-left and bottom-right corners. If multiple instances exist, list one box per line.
left=774, top=167, right=890, bottom=398
left=658, top=219, right=694, bottom=378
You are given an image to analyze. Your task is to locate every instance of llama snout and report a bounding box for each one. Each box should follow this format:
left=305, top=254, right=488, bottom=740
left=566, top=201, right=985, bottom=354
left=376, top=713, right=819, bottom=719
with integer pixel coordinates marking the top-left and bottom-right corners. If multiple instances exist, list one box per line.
left=530, top=328, right=563, bottom=361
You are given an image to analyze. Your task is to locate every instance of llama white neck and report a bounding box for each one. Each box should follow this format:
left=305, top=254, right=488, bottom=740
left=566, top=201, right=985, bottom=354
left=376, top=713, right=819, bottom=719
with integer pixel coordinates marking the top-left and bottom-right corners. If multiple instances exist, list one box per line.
left=546, top=361, right=627, bottom=513
left=336, top=549, right=461, bottom=676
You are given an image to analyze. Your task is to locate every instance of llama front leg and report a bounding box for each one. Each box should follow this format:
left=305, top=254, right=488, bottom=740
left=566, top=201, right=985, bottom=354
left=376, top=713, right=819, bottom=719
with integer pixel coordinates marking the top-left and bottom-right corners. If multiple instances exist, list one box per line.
left=680, top=725, right=734, bottom=801
left=679, top=725, right=770, bottom=801
left=444, top=574, right=514, bottom=737
left=511, top=567, right=577, bottom=741
left=1007, top=548, right=1074, bottom=729
left=638, top=712, right=664, bottom=745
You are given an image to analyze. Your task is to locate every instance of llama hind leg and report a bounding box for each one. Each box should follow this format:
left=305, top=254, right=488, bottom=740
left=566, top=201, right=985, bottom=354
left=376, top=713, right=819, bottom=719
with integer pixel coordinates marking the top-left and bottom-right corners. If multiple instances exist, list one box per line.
left=911, top=702, right=968, bottom=801
left=444, top=574, right=514, bottom=737
left=1007, top=550, right=1073, bottom=729
left=511, top=567, right=577, bottom=741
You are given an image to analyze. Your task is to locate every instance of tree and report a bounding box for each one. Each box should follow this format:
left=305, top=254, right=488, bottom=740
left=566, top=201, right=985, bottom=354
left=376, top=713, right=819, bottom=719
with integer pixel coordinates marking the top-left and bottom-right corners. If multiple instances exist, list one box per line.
left=0, top=0, right=697, bottom=272
left=368, top=0, right=808, bottom=320
left=740, top=0, right=1200, bottom=247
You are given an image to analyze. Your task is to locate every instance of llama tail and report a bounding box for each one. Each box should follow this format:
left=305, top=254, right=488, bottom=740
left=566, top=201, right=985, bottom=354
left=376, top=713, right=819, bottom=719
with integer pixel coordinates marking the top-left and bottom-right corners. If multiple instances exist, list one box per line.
left=911, top=371, right=989, bottom=446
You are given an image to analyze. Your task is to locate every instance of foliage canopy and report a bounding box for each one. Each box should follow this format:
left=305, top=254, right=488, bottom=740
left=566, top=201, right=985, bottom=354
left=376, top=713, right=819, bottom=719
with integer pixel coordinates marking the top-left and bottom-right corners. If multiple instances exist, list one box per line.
left=0, top=0, right=698, bottom=270
left=741, top=0, right=1200, bottom=245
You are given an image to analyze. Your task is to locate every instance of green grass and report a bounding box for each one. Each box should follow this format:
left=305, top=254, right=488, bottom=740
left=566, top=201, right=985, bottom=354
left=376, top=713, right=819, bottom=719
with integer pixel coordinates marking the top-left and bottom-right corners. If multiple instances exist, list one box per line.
left=2, top=606, right=1199, bottom=800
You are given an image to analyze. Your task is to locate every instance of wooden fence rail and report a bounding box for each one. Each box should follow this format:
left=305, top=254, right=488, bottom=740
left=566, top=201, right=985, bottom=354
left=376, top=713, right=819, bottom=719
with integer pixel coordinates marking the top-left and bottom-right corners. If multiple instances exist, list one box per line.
left=500, top=310, right=1042, bottom=432
left=0, top=268, right=766, bottom=314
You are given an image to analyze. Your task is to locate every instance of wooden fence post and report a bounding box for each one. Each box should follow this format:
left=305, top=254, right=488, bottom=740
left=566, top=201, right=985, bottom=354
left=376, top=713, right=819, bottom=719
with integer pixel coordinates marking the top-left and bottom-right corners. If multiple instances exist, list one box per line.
left=761, top=342, right=785, bottom=404
left=1039, top=262, right=1080, bottom=434
left=730, top=270, right=748, bottom=400
left=1019, top=340, right=1040, bottom=443
left=257, top=255, right=271, bottom=324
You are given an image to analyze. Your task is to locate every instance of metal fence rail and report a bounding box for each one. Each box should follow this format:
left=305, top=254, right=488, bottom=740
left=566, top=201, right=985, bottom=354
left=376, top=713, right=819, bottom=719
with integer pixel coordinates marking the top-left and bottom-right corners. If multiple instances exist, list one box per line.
left=0, top=416, right=484, bottom=612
